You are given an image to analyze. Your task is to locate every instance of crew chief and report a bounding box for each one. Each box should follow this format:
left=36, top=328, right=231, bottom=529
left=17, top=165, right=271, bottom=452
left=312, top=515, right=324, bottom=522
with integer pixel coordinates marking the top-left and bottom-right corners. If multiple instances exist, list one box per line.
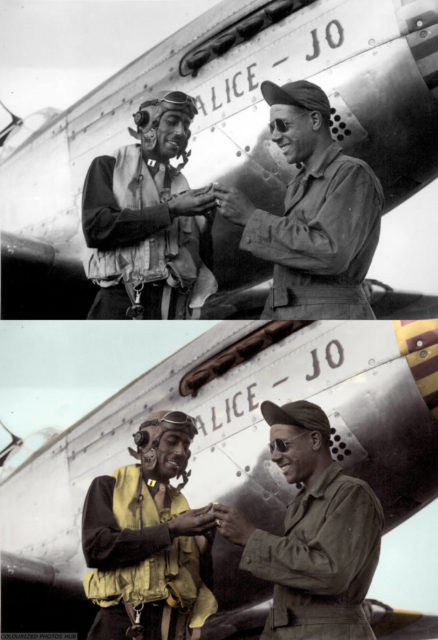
left=214, top=80, right=384, bottom=319
left=214, top=399, right=384, bottom=639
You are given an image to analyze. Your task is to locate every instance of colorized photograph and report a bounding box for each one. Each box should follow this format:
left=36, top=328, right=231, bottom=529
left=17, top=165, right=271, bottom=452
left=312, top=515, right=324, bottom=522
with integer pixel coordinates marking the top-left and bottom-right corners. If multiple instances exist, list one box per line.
left=1, top=319, right=438, bottom=639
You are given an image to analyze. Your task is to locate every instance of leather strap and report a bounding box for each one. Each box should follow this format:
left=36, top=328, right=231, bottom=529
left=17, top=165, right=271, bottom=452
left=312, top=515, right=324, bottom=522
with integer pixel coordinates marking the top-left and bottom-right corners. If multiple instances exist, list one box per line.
left=174, top=611, right=187, bottom=640
left=124, top=603, right=144, bottom=640
left=190, top=307, right=201, bottom=320
left=124, top=603, right=137, bottom=626
left=161, top=604, right=172, bottom=640
left=174, top=290, right=189, bottom=320
left=161, top=284, right=172, bottom=319
left=153, top=482, right=166, bottom=511
left=123, top=281, right=138, bottom=306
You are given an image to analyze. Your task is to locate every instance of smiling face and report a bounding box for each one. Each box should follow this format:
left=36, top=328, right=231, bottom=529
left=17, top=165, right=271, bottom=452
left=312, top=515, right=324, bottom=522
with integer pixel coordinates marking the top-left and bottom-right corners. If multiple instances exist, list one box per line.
left=269, top=423, right=319, bottom=488
left=145, top=429, right=192, bottom=482
left=269, top=104, right=317, bottom=166
left=151, top=109, right=192, bottom=161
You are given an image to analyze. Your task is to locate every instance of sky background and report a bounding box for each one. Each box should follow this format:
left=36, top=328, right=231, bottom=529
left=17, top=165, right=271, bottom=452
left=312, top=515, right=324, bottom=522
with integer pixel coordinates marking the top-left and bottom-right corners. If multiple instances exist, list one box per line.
left=0, top=0, right=437, bottom=296
left=0, top=0, right=437, bottom=624
left=1, top=320, right=438, bottom=617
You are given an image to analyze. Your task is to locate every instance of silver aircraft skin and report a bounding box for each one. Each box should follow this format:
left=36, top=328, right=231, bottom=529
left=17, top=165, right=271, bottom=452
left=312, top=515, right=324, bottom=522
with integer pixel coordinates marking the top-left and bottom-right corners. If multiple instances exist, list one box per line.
left=1, top=319, right=438, bottom=638
left=1, top=0, right=438, bottom=318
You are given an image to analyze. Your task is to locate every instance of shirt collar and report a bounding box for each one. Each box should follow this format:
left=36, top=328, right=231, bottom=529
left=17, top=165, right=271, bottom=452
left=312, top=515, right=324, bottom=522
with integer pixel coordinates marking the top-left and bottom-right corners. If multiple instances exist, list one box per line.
left=301, top=142, right=343, bottom=180
left=146, top=159, right=169, bottom=177
left=305, top=461, right=343, bottom=499
left=142, top=475, right=169, bottom=496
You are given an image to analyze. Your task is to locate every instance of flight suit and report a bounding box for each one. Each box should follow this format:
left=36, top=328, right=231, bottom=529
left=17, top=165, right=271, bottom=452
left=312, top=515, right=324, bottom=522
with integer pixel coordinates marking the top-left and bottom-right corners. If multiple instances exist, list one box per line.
left=239, top=462, right=384, bottom=639
left=82, top=145, right=216, bottom=319
left=82, top=465, right=217, bottom=640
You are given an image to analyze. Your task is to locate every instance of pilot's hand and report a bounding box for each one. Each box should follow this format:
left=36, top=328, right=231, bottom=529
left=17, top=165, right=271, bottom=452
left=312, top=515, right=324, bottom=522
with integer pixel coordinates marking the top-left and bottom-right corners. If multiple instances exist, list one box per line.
left=168, top=188, right=216, bottom=218
left=213, top=503, right=256, bottom=546
left=195, top=524, right=217, bottom=555
left=213, top=184, right=256, bottom=226
left=168, top=503, right=217, bottom=538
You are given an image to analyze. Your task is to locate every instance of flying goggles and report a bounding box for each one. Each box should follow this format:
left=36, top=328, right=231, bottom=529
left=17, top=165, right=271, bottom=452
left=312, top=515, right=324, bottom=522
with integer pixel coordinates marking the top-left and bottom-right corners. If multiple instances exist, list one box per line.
left=134, top=91, right=198, bottom=127
left=159, top=91, right=198, bottom=114
left=133, top=411, right=198, bottom=447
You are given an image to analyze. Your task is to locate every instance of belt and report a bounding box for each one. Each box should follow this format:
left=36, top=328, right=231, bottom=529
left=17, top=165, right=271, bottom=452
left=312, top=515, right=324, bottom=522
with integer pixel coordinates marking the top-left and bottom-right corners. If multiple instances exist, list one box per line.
left=99, top=279, right=165, bottom=288
left=124, top=601, right=193, bottom=640
left=270, top=603, right=367, bottom=629
left=271, top=284, right=367, bottom=308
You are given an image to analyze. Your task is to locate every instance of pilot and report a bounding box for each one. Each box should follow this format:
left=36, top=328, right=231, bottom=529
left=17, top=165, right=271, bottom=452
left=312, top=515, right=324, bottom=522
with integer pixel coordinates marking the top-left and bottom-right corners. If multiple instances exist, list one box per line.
left=214, top=399, right=384, bottom=640
left=82, top=90, right=217, bottom=320
left=214, top=80, right=384, bottom=319
left=82, top=409, right=218, bottom=640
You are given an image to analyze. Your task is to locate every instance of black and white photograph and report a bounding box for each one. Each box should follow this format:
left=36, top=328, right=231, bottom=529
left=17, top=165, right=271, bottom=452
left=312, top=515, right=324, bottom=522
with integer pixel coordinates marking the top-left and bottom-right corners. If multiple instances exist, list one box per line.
left=1, top=0, right=438, bottom=320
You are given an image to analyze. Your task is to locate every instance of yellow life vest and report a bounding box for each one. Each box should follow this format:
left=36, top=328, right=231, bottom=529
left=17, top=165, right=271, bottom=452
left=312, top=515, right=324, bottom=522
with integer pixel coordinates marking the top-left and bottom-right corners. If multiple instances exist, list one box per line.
left=83, top=465, right=218, bottom=629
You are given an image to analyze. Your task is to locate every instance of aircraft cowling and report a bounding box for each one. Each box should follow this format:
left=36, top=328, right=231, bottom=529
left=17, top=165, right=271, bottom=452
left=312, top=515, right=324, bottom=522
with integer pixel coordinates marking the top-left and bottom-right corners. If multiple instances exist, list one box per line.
left=1, top=551, right=96, bottom=637
left=1, top=231, right=95, bottom=319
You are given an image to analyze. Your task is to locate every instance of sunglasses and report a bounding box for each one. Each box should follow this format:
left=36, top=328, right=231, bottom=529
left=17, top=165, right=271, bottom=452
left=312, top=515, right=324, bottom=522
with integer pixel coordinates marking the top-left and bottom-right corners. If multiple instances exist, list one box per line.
left=269, top=118, right=293, bottom=134
left=268, top=111, right=308, bottom=134
left=269, top=430, right=308, bottom=453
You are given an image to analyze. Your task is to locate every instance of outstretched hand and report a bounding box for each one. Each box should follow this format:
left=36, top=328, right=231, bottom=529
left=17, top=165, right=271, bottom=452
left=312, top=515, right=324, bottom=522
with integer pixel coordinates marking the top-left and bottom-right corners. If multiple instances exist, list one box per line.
left=213, top=503, right=256, bottom=546
left=195, top=524, right=217, bottom=555
left=168, top=503, right=217, bottom=538
left=168, top=187, right=216, bottom=218
left=213, top=183, right=256, bottom=226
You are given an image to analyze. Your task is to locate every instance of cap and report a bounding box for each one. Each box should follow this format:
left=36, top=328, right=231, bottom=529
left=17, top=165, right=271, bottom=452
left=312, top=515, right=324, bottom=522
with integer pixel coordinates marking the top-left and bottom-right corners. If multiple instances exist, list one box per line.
left=261, top=80, right=331, bottom=119
left=260, top=400, right=331, bottom=435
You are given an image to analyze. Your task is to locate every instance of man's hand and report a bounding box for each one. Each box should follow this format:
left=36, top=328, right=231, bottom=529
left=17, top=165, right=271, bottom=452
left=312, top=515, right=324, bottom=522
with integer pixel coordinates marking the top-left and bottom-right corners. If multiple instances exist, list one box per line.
left=195, top=525, right=217, bottom=555
left=213, top=503, right=256, bottom=546
left=213, top=184, right=256, bottom=226
left=168, top=503, right=217, bottom=538
left=168, top=188, right=216, bottom=218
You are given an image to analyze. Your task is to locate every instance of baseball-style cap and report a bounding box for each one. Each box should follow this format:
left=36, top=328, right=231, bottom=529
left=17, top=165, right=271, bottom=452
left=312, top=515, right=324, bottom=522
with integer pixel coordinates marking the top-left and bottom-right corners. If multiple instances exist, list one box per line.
left=261, top=400, right=331, bottom=435
left=261, top=80, right=331, bottom=119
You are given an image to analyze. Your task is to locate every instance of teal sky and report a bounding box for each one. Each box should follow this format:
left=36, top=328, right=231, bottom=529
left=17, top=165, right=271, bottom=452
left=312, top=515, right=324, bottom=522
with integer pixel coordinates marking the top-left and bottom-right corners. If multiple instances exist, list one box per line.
left=0, top=320, right=218, bottom=435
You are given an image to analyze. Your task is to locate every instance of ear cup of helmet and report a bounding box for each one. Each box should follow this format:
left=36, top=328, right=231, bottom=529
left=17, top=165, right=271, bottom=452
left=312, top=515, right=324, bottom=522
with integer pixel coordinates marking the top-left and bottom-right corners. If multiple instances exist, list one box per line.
left=133, top=110, right=150, bottom=128
left=133, top=430, right=150, bottom=447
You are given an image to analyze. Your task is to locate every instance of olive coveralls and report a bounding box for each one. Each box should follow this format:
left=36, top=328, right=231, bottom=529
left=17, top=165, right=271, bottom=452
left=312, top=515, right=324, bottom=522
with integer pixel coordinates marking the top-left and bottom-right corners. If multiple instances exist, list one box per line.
left=240, top=462, right=384, bottom=639
left=240, top=143, right=384, bottom=320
